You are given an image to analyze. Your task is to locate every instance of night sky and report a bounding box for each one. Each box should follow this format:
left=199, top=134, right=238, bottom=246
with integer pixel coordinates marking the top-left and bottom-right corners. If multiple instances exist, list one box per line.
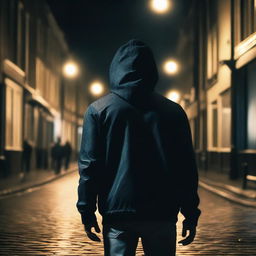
left=47, top=0, right=191, bottom=96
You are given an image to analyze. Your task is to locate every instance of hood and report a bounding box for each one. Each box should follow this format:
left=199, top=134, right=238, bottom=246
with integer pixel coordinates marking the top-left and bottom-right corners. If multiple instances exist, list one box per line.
left=109, top=39, right=158, bottom=104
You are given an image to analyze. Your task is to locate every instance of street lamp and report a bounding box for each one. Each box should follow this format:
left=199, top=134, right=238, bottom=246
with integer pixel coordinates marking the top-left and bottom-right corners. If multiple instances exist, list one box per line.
left=150, top=0, right=172, bottom=14
left=89, top=81, right=104, bottom=96
left=60, top=61, right=79, bottom=144
left=163, top=59, right=179, bottom=75
left=166, top=90, right=180, bottom=103
left=63, top=61, right=79, bottom=78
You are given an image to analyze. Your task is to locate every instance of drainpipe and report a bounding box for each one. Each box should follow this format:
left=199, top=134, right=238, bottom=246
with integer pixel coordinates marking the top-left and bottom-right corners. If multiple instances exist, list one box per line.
left=229, top=0, right=239, bottom=179
left=0, top=81, right=7, bottom=177
left=219, top=0, right=238, bottom=179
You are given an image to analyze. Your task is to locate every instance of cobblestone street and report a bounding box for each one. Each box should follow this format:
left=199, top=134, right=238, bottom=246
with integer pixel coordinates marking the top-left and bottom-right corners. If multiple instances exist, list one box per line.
left=0, top=172, right=256, bottom=256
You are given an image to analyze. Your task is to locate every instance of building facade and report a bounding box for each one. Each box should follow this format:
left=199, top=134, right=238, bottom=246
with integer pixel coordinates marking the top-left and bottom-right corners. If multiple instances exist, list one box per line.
left=181, top=0, right=256, bottom=180
left=0, top=0, right=88, bottom=178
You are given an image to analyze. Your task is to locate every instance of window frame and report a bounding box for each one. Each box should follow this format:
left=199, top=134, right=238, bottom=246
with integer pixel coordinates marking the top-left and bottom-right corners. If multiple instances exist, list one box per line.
left=5, top=78, right=23, bottom=151
left=207, top=91, right=231, bottom=153
left=235, top=0, right=256, bottom=45
left=206, top=0, right=219, bottom=84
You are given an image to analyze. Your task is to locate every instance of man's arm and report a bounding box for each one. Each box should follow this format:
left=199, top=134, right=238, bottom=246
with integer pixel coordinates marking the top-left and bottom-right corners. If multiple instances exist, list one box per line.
left=177, top=107, right=201, bottom=245
left=76, top=105, right=101, bottom=241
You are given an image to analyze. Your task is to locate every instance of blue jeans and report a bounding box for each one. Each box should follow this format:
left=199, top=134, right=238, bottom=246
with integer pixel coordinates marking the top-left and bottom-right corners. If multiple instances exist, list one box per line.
left=103, top=221, right=176, bottom=256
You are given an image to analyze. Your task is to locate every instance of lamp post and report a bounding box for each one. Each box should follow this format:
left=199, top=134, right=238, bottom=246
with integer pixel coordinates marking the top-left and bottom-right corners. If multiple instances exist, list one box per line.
left=60, top=61, right=80, bottom=151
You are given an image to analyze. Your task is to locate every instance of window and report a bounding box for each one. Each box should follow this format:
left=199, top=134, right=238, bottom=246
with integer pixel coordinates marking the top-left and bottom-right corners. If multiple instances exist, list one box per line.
left=6, top=0, right=18, bottom=62
left=24, top=103, right=34, bottom=142
left=235, top=0, right=256, bottom=43
left=17, top=1, right=26, bottom=70
left=5, top=79, right=23, bottom=151
left=240, top=0, right=256, bottom=40
left=208, top=92, right=231, bottom=151
left=37, top=19, right=47, bottom=58
left=207, top=0, right=218, bottom=81
left=25, top=12, right=30, bottom=77
left=246, top=59, right=256, bottom=148
left=221, top=89, right=231, bottom=148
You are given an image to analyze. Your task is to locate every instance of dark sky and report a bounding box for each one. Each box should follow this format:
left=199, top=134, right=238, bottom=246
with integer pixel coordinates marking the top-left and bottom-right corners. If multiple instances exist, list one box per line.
left=47, top=0, right=191, bottom=96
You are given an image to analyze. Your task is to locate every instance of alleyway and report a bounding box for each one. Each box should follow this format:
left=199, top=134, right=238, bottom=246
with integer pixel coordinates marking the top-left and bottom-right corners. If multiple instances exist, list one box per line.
left=0, top=172, right=256, bottom=256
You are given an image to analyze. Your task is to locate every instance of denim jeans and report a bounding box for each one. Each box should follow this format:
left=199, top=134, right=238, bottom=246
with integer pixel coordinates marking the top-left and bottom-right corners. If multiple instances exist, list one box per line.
left=103, top=221, right=176, bottom=256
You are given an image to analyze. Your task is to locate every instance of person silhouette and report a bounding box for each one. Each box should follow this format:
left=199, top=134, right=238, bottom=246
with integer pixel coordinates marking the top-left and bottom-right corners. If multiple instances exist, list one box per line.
left=22, top=140, right=32, bottom=173
left=63, top=141, right=72, bottom=170
left=77, top=39, right=201, bottom=256
left=51, top=138, right=63, bottom=174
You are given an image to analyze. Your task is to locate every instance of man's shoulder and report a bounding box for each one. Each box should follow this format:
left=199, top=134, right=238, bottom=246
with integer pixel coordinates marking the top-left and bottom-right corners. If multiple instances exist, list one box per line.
left=88, top=93, right=116, bottom=112
left=152, top=92, right=184, bottom=114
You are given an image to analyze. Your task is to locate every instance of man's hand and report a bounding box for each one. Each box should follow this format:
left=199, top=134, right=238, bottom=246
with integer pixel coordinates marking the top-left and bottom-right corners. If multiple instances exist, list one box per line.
left=84, top=222, right=101, bottom=242
left=178, top=223, right=196, bottom=246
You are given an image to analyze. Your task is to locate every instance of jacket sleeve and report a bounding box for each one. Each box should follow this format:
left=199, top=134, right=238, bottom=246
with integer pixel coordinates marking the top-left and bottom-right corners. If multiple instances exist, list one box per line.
left=76, top=105, right=101, bottom=225
left=177, top=106, right=201, bottom=227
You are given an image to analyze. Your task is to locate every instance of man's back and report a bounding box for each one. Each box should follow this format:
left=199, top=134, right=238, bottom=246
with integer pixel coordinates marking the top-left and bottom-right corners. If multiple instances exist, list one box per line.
left=85, top=91, right=198, bottom=223
left=77, top=39, right=200, bottom=255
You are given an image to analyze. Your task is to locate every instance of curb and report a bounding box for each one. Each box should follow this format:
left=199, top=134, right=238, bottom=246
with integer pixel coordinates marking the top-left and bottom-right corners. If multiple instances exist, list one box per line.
left=199, top=179, right=256, bottom=208
left=0, top=167, right=77, bottom=200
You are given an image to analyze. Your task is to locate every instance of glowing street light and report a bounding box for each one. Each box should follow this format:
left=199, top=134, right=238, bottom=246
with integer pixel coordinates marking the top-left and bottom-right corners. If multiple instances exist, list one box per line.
left=163, top=59, right=179, bottom=75
left=150, top=0, right=172, bottom=14
left=90, top=81, right=104, bottom=96
left=166, top=90, right=180, bottom=103
left=63, top=61, right=79, bottom=78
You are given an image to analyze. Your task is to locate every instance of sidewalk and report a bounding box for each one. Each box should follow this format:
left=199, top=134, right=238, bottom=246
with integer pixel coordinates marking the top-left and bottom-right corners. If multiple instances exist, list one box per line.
left=0, top=163, right=78, bottom=199
left=199, top=170, right=256, bottom=207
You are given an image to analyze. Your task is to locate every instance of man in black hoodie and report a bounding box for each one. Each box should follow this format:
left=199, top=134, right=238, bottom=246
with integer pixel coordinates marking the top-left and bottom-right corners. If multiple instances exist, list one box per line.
left=77, top=39, right=201, bottom=256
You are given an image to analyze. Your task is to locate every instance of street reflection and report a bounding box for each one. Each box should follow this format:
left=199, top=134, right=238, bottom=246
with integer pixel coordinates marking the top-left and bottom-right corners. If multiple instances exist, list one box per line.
left=0, top=173, right=256, bottom=255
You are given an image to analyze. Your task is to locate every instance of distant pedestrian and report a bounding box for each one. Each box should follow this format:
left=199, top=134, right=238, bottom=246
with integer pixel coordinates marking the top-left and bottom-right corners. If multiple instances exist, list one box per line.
left=22, top=140, right=32, bottom=173
left=50, top=142, right=55, bottom=169
left=77, top=40, right=201, bottom=256
left=51, top=138, right=63, bottom=174
left=63, top=141, right=72, bottom=170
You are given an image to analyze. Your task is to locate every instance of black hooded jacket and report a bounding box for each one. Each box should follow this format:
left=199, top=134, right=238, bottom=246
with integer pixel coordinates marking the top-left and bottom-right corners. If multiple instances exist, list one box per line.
left=77, top=39, right=201, bottom=226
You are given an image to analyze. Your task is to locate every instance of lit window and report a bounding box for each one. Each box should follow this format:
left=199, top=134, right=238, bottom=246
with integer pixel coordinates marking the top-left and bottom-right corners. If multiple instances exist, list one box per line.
left=5, top=78, right=23, bottom=151
left=221, top=89, right=231, bottom=148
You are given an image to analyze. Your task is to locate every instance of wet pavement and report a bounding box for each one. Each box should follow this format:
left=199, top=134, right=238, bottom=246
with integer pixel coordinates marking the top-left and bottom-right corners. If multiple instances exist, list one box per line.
left=0, top=172, right=256, bottom=255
